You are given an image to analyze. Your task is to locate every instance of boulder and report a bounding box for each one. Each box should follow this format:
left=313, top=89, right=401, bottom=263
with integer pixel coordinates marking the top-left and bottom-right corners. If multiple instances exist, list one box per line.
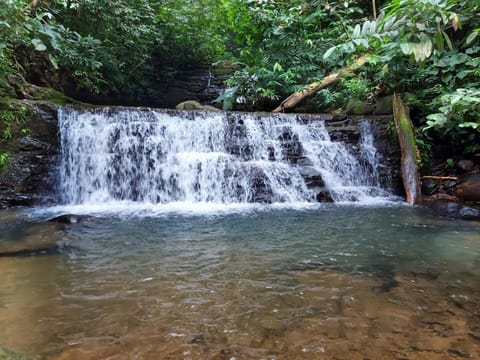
left=456, top=174, right=480, bottom=202
left=431, top=198, right=480, bottom=221
left=345, top=100, right=374, bottom=115
left=175, top=100, right=220, bottom=112
left=457, top=159, right=475, bottom=172
left=431, top=199, right=460, bottom=218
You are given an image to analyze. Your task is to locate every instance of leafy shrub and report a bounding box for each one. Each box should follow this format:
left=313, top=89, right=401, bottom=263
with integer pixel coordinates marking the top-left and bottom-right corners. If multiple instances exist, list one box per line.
left=424, top=88, right=480, bottom=156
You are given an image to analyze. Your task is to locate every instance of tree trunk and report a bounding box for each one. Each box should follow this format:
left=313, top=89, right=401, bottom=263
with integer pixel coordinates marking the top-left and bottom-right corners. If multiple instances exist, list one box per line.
left=393, top=93, right=422, bottom=205
left=272, top=55, right=368, bottom=113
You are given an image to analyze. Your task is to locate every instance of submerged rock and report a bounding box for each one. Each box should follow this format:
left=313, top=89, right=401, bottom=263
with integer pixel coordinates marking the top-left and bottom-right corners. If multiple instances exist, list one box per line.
left=48, top=214, right=90, bottom=224
left=0, top=221, right=64, bottom=256
left=431, top=199, right=480, bottom=221
left=0, top=346, right=31, bottom=360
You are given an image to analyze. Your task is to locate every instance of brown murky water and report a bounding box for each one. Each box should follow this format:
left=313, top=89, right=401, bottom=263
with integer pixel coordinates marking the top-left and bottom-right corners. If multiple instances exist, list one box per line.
left=0, top=206, right=479, bottom=359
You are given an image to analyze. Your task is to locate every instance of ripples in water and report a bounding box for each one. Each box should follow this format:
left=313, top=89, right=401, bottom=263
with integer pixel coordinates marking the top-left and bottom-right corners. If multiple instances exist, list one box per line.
left=0, top=205, right=479, bottom=359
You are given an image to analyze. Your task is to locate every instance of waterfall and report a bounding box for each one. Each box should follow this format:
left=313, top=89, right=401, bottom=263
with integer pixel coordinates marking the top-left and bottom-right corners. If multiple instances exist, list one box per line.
left=58, top=108, right=394, bottom=206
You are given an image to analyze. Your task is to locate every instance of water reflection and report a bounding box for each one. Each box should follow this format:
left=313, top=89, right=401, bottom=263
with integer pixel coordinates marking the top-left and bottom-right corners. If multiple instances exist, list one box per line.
left=0, top=206, right=479, bottom=359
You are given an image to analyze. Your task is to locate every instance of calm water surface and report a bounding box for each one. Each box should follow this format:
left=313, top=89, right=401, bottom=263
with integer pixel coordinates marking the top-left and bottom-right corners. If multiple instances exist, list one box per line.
left=0, top=205, right=479, bottom=359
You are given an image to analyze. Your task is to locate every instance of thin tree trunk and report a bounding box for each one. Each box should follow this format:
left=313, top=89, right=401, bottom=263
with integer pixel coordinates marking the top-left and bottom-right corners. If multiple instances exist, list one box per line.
left=272, top=55, right=369, bottom=113
left=393, top=93, right=422, bottom=205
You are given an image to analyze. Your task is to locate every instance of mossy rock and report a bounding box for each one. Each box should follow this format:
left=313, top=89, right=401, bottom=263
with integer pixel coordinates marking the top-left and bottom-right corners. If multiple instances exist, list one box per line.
left=345, top=100, right=374, bottom=115
left=2, top=74, right=82, bottom=106
left=24, top=85, right=82, bottom=105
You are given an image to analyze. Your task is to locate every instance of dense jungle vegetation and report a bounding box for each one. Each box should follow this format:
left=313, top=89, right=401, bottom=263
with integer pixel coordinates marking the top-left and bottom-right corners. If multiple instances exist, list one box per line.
left=0, top=0, right=479, bottom=167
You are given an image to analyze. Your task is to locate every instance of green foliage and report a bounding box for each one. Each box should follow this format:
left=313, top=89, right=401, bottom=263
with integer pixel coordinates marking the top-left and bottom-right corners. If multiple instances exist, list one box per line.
left=307, top=76, right=372, bottom=111
left=424, top=88, right=480, bottom=155
left=0, top=151, right=9, bottom=171
left=224, top=0, right=369, bottom=108
left=323, top=0, right=480, bottom=158
left=0, top=104, right=27, bottom=141
left=0, top=103, right=27, bottom=170
left=0, top=0, right=235, bottom=104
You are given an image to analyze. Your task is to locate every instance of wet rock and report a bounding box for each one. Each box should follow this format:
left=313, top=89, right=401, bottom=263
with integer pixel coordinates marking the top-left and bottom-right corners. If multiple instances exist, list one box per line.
left=329, top=127, right=361, bottom=143
left=422, top=178, right=438, bottom=196
left=48, top=214, right=90, bottom=224
left=443, top=180, right=457, bottom=189
left=431, top=199, right=460, bottom=218
left=248, top=167, right=273, bottom=203
left=431, top=199, right=480, bottom=221
left=457, top=159, right=475, bottom=172
left=18, top=135, right=50, bottom=151
left=457, top=174, right=480, bottom=202
left=296, top=157, right=314, bottom=167
left=299, top=167, right=325, bottom=188
left=0, top=102, right=60, bottom=208
left=316, top=191, right=334, bottom=203
left=458, top=205, right=480, bottom=221
left=278, top=129, right=303, bottom=163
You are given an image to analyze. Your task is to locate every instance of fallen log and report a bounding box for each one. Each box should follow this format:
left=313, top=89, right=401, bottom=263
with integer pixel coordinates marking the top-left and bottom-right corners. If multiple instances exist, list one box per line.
left=393, top=93, right=422, bottom=205
left=272, top=55, right=368, bottom=113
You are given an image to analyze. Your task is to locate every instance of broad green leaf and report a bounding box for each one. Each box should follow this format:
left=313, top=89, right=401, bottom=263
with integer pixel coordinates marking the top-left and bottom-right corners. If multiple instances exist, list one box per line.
left=442, top=31, right=453, bottom=50
left=400, top=43, right=412, bottom=55
left=48, top=54, right=59, bottom=69
left=31, top=38, right=47, bottom=51
left=353, top=24, right=361, bottom=38
left=465, top=31, right=479, bottom=46
left=459, top=122, right=479, bottom=129
left=273, top=62, right=283, bottom=72
left=382, top=14, right=396, bottom=31
left=435, top=30, right=444, bottom=51
left=323, top=46, right=337, bottom=60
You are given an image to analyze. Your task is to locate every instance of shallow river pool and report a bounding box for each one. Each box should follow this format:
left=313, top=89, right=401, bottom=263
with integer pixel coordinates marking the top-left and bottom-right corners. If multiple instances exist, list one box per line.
left=0, top=204, right=479, bottom=359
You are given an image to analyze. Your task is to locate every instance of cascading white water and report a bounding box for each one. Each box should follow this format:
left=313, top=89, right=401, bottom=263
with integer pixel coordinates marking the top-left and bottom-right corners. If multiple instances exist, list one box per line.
left=58, top=108, right=393, bottom=206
